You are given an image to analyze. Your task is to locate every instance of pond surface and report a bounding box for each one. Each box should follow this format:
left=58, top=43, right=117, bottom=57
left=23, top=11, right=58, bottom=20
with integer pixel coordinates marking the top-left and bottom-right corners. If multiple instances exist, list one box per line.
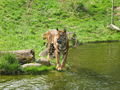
left=0, top=42, right=120, bottom=90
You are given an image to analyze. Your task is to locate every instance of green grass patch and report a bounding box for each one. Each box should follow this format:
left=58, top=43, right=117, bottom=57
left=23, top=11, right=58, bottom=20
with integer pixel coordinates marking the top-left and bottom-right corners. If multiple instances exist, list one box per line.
left=22, top=65, right=55, bottom=75
left=0, top=53, right=21, bottom=75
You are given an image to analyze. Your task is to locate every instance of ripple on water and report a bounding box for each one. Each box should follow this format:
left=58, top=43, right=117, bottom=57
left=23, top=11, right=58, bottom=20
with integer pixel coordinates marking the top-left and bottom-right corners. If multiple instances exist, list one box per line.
left=0, top=75, right=51, bottom=90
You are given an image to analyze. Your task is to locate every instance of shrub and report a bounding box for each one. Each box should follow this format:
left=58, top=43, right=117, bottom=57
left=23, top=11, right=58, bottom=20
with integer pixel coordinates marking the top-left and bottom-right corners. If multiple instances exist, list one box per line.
left=0, top=53, right=21, bottom=74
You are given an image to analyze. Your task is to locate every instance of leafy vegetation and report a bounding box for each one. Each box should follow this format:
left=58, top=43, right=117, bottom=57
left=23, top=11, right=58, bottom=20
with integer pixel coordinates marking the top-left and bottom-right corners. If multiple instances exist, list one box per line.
left=0, top=0, right=120, bottom=57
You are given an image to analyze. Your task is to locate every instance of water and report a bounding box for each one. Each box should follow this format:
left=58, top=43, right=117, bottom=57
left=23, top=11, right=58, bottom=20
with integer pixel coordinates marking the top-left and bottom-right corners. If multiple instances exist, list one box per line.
left=0, top=42, right=120, bottom=90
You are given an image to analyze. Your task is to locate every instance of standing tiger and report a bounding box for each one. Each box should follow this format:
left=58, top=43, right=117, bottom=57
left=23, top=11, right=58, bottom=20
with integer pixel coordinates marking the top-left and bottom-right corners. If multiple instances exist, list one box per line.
left=43, top=28, right=69, bottom=70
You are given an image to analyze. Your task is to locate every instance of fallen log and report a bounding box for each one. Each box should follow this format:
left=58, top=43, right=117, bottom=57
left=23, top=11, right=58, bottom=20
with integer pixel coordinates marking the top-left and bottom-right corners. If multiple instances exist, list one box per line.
left=107, top=24, right=120, bottom=31
left=0, top=49, right=35, bottom=64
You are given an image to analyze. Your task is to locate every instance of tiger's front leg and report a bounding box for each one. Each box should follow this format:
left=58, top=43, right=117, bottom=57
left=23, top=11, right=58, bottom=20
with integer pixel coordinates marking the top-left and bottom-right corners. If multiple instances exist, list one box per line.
left=55, top=50, right=61, bottom=70
left=61, top=51, right=68, bottom=69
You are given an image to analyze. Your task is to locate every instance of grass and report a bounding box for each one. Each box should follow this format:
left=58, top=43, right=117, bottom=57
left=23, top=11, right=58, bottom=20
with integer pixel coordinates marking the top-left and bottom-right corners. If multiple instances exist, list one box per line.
left=0, top=0, right=120, bottom=58
left=22, top=65, right=55, bottom=75
left=0, top=53, right=21, bottom=74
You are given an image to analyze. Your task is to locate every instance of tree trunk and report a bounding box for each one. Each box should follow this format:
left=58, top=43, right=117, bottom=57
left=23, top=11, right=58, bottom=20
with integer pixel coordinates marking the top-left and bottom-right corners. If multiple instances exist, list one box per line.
left=0, top=49, right=35, bottom=64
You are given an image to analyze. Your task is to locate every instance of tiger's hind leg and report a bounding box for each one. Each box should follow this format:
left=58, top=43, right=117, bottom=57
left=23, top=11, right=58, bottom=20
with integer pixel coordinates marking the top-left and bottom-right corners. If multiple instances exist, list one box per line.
left=47, top=43, right=55, bottom=60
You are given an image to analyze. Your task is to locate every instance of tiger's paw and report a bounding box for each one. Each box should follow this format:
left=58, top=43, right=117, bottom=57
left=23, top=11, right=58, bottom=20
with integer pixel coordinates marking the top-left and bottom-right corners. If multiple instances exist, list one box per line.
left=56, top=65, right=62, bottom=71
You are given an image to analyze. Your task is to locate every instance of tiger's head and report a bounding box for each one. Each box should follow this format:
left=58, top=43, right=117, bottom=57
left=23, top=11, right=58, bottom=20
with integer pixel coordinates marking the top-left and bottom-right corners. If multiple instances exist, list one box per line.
left=56, top=28, right=68, bottom=51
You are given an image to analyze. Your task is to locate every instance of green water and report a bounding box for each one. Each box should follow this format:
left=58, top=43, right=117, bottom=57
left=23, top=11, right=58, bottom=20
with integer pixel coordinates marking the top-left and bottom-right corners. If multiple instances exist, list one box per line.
left=0, top=42, right=120, bottom=90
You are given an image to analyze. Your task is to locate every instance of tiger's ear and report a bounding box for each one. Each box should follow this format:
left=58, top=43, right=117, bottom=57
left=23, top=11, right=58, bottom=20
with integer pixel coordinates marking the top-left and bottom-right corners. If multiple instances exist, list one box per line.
left=64, top=28, right=66, bottom=33
left=56, top=28, right=59, bottom=31
left=43, top=32, right=49, bottom=40
left=43, top=33, right=47, bottom=40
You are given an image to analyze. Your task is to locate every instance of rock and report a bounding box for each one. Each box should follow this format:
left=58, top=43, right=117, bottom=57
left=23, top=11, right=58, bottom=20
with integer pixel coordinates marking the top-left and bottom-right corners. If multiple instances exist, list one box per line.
left=21, top=63, right=41, bottom=68
left=39, top=48, right=48, bottom=57
left=37, top=57, right=51, bottom=66
left=39, top=48, right=55, bottom=59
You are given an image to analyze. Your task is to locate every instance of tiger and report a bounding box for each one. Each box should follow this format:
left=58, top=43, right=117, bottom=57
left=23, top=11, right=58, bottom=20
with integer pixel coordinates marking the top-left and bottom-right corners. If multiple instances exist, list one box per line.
left=43, top=28, right=69, bottom=70
left=67, top=32, right=79, bottom=47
